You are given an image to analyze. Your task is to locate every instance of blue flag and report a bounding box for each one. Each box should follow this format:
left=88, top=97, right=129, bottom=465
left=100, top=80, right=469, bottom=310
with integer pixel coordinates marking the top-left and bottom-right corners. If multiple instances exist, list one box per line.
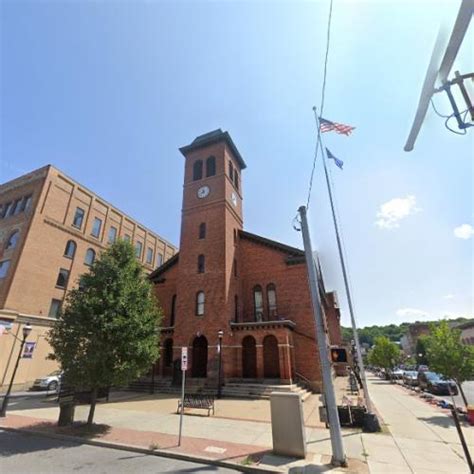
left=325, top=147, right=344, bottom=170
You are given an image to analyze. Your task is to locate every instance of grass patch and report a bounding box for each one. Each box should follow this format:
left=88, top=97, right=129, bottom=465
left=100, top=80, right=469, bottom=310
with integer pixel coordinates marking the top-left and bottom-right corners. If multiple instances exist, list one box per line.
left=240, top=456, right=254, bottom=466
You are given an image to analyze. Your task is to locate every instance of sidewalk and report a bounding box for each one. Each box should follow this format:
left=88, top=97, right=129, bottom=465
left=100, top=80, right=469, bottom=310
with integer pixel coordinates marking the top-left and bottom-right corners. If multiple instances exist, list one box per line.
left=366, top=375, right=473, bottom=474
left=7, top=379, right=469, bottom=473
left=0, top=391, right=368, bottom=473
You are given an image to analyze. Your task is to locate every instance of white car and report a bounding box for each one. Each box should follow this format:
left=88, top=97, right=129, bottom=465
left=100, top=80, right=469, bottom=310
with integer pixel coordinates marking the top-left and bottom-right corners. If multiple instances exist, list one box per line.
left=391, top=369, right=405, bottom=380
left=31, top=370, right=62, bottom=391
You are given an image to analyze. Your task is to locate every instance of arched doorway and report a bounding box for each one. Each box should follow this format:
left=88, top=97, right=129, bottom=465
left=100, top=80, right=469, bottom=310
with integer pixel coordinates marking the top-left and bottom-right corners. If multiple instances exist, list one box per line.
left=162, top=338, right=173, bottom=376
left=242, top=336, right=257, bottom=378
left=263, top=335, right=280, bottom=379
left=192, top=336, right=208, bottom=378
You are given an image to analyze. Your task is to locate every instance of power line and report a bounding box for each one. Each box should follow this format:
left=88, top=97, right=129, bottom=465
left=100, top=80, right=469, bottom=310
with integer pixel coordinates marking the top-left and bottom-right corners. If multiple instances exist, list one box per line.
left=306, top=0, right=334, bottom=210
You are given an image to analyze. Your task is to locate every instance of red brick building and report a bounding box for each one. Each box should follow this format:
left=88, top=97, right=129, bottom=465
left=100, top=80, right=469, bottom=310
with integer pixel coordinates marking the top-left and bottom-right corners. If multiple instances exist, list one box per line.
left=151, top=130, right=342, bottom=391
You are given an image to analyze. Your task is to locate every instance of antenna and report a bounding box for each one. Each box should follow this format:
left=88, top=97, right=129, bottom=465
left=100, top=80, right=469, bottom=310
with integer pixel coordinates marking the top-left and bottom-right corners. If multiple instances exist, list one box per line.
left=404, top=0, right=473, bottom=152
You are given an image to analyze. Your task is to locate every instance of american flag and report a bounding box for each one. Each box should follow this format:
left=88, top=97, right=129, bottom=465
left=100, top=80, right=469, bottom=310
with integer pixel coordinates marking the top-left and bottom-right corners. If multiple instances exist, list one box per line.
left=319, top=117, right=355, bottom=136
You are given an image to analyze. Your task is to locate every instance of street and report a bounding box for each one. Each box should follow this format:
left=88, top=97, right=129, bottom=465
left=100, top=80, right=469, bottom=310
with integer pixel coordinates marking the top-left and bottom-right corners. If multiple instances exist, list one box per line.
left=0, top=430, right=238, bottom=473
left=392, top=379, right=474, bottom=408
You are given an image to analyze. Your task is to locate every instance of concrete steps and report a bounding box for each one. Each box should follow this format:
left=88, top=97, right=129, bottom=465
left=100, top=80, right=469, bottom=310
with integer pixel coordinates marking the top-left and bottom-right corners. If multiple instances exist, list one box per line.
left=221, top=381, right=312, bottom=401
left=127, top=378, right=312, bottom=401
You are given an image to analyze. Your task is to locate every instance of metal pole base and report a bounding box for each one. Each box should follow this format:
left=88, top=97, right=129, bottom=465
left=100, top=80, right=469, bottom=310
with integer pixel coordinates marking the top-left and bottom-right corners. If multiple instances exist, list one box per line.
left=363, top=413, right=381, bottom=433
left=331, top=455, right=348, bottom=468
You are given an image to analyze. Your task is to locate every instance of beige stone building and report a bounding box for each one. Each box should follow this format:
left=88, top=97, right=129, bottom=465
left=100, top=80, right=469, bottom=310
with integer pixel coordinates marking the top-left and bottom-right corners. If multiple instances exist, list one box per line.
left=0, top=165, right=176, bottom=390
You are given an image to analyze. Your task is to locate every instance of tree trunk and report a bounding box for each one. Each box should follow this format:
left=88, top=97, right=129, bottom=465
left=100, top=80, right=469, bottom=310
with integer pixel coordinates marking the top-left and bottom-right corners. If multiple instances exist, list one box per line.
left=457, top=380, right=469, bottom=409
left=87, top=388, right=97, bottom=425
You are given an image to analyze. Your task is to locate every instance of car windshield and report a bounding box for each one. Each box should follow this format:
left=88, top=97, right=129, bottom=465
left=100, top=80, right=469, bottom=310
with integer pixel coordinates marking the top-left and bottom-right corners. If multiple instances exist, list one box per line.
left=406, top=371, right=417, bottom=376
left=48, top=370, right=61, bottom=376
left=425, top=372, right=441, bottom=381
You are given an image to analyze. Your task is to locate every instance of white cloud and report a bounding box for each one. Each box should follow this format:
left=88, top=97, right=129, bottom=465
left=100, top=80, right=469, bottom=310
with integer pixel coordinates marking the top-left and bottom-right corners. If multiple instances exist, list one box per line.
left=453, top=224, right=474, bottom=239
left=375, top=195, right=421, bottom=229
left=443, top=294, right=455, bottom=300
left=396, top=308, right=430, bottom=321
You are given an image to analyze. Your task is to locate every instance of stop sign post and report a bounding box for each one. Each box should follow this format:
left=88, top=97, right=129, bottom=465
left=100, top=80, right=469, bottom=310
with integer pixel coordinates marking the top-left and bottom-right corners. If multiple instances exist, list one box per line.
left=178, top=347, right=187, bottom=446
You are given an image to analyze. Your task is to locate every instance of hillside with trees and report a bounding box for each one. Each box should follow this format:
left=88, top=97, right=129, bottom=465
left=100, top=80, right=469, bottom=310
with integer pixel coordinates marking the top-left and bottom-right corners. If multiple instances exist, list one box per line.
left=341, top=317, right=472, bottom=346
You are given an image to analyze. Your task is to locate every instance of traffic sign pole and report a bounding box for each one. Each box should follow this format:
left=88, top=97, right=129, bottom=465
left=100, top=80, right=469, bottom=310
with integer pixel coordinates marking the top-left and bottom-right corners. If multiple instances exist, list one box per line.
left=178, top=347, right=188, bottom=446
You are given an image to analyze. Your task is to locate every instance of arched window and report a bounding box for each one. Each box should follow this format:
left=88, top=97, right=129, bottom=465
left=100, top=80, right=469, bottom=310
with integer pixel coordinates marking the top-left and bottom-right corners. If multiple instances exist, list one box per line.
left=193, top=160, right=203, bottom=181
left=253, top=285, right=263, bottom=321
left=206, top=156, right=216, bottom=177
left=5, top=230, right=19, bottom=250
left=196, top=291, right=205, bottom=316
left=234, top=172, right=239, bottom=190
left=199, top=222, right=206, bottom=239
left=164, top=339, right=173, bottom=367
left=197, top=254, right=205, bottom=273
left=228, top=160, right=234, bottom=181
left=234, top=295, right=239, bottom=323
left=84, top=248, right=96, bottom=266
left=170, top=294, right=177, bottom=326
left=267, top=283, right=277, bottom=319
left=64, top=240, right=77, bottom=259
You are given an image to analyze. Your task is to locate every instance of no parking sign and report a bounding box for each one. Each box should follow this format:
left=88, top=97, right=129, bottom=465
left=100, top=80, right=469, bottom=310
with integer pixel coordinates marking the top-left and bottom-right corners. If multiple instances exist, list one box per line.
left=181, top=347, right=188, bottom=371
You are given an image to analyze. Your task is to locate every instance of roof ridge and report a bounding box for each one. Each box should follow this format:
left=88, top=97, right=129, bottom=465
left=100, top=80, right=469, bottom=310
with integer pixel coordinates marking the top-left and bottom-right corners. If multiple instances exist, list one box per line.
left=239, top=230, right=304, bottom=256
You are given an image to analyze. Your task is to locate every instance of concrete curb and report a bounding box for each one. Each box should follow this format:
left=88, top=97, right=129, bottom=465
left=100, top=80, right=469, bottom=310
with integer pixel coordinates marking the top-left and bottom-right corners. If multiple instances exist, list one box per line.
left=0, top=425, right=282, bottom=473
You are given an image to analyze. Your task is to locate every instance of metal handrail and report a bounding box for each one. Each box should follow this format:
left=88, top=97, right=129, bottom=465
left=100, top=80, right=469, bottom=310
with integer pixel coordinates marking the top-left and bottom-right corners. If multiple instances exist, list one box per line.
left=295, top=372, right=312, bottom=389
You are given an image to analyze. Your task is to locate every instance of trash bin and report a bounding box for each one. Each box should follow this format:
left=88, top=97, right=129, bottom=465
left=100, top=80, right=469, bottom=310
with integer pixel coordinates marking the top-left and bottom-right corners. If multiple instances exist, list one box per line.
left=467, top=405, right=474, bottom=426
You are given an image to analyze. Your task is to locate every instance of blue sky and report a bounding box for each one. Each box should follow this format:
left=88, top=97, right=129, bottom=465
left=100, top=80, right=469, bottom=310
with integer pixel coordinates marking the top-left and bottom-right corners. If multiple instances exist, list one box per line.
left=1, top=0, right=472, bottom=328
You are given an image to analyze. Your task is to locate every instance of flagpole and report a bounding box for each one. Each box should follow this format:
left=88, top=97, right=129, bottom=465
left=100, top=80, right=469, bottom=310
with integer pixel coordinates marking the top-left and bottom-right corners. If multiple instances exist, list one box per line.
left=312, top=107, right=379, bottom=430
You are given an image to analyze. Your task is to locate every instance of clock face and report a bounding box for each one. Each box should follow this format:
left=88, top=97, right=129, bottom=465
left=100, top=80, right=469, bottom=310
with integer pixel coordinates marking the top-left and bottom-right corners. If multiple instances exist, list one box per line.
left=197, top=186, right=210, bottom=199
left=231, top=192, right=238, bottom=207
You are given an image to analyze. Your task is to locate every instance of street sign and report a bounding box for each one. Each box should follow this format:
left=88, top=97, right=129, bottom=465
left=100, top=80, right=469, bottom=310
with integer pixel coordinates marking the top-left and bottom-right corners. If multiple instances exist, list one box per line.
left=181, top=347, right=188, bottom=371
left=178, top=346, right=187, bottom=446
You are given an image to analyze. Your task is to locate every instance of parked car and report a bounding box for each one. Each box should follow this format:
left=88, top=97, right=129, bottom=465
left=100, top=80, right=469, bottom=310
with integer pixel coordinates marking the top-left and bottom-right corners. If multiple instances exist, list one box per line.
left=31, top=370, right=62, bottom=392
left=403, top=370, right=419, bottom=387
left=418, top=371, right=458, bottom=395
left=391, top=368, right=405, bottom=380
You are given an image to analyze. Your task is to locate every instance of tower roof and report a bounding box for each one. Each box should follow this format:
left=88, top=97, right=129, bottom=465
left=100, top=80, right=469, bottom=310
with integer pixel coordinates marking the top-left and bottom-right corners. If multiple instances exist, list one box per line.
left=179, top=129, right=247, bottom=170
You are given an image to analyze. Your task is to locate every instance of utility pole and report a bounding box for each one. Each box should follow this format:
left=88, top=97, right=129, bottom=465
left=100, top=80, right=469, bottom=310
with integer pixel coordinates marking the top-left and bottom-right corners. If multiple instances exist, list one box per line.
left=298, top=205, right=346, bottom=467
left=313, top=108, right=380, bottom=432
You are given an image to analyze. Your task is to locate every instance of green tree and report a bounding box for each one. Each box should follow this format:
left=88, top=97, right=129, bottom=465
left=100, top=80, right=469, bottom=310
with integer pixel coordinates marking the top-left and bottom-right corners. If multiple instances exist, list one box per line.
left=424, top=320, right=474, bottom=408
left=48, top=240, right=162, bottom=424
left=415, top=336, right=429, bottom=365
left=368, top=336, right=401, bottom=379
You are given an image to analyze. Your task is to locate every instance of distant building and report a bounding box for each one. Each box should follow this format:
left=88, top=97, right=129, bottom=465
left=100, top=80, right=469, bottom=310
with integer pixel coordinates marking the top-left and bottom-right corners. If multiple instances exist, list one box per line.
left=151, top=130, right=343, bottom=392
left=0, top=165, right=177, bottom=390
left=458, top=320, right=474, bottom=345
left=401, top=322, right=431, bottom=355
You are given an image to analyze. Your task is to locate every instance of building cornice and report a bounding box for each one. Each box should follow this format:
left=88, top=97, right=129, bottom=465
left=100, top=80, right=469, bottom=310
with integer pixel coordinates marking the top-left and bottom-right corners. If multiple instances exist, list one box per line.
left=230, top=320, right=296, bottom=331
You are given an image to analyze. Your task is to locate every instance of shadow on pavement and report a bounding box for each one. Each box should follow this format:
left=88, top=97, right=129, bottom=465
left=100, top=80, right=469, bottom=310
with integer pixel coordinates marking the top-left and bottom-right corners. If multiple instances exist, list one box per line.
left=0, top=421, right=112, bottom=457
left=418, top=415, right=471, bottom=429
left=0, top=429, right=78, bottom=457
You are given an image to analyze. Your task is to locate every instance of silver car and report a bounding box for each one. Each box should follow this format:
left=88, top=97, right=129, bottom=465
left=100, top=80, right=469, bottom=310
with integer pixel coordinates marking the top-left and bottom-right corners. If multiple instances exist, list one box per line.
left=31, top=370, right=62, bottom=391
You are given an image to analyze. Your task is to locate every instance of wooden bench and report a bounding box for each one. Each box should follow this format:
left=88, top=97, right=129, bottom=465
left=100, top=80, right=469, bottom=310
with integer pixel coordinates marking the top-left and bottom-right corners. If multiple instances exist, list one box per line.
left=177, top=394, right=215, bottom=416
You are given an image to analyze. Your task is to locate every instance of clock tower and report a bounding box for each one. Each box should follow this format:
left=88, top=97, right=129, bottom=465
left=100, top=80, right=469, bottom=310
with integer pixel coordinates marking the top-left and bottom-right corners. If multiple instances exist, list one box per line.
left=174, top=130, right=246, bottom=377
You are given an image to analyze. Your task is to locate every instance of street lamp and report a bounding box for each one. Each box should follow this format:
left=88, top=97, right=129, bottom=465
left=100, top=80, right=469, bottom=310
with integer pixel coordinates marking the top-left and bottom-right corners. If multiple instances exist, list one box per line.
left=217, top=330, right=224, bottom=399
left=0, top=323, right=32, bottom=417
